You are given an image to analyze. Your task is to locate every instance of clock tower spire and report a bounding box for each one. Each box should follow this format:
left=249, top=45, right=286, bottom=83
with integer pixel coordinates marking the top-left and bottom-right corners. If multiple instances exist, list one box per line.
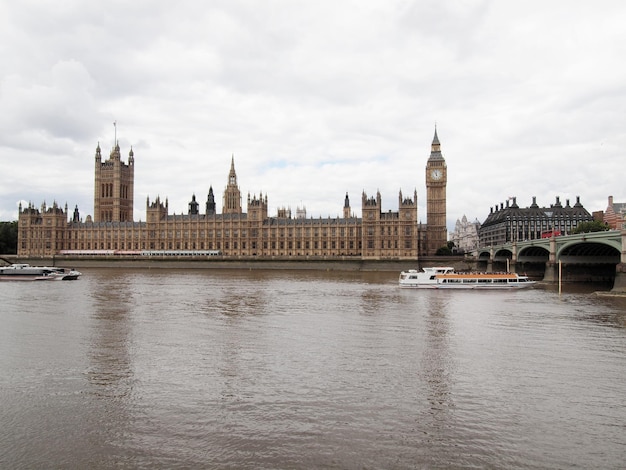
left=425, top=126, right=448, bottom=255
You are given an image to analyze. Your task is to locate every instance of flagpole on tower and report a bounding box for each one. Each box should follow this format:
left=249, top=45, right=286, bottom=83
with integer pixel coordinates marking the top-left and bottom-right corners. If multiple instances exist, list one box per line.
left=113, top=121, right=117, bottom=145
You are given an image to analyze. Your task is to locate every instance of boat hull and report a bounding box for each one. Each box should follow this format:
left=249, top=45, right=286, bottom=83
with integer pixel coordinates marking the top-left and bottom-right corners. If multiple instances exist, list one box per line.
left=0, top=275, right=61, bottom=281
left=399, top=282, right=535, bottom=289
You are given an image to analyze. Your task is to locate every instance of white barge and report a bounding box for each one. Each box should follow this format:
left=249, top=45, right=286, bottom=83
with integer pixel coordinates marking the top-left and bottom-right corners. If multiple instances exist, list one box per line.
left=399, top=266, right=535, bottom=289
left=0, top=264, right=81, bottom=281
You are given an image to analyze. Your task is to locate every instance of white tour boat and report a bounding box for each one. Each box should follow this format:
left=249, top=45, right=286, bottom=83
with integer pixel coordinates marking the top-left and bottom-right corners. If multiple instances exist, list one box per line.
left=399, top=266, right=535, bottom=289
left=0, top=264, right=81, bottom=281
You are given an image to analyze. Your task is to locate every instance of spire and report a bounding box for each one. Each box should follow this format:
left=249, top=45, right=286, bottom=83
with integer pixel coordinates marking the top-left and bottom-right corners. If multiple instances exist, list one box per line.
left=428, top=126, right=444, bottom=161
left=189, top=193, right=199, bottom=215
left=223, top=155, right=242, bottom=214
left=206, top=185, right=216, bottom=215
left=228, top=154, right=237, bottom=186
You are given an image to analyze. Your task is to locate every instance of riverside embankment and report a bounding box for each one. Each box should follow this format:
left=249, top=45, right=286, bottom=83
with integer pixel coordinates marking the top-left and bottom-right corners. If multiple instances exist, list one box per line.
left=5, top=255, right=474, bottom=272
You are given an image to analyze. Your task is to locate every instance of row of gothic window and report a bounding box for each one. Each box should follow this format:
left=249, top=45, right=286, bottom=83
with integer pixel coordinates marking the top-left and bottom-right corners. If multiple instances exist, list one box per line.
left=100, top=183, right=130, bottom=199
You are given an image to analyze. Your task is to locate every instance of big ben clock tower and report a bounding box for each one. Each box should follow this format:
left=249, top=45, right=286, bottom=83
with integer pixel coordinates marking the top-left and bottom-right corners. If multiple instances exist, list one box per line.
left=425, top=127, right=447, bottom=255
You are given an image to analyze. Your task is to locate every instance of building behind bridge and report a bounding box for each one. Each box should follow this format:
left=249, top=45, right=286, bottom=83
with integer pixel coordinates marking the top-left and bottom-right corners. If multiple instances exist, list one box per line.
left=449, top=215, right=481, bottom=253
left=603, top=196, right=626, bottom=230
left=478, top=196, right=594, bottom=247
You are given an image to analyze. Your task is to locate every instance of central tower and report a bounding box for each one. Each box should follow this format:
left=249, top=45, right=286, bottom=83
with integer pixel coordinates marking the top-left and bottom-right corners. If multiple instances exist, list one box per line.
left=425, top=127, right=447, bottom=255
left=223, top=155, right=242, bottom=214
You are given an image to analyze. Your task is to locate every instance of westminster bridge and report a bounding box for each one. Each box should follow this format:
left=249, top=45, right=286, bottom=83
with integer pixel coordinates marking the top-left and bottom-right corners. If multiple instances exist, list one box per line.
left=473, top=230, right=626, bottom=292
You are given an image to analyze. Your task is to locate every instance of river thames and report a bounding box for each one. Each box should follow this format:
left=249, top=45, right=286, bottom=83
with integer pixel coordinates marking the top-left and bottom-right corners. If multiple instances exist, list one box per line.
left=1, top=268, right=625, bottom=469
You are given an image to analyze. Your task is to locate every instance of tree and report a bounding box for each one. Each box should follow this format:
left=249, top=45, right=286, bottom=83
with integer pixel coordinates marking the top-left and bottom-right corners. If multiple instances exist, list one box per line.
left=0, top=221, right=18, bottom=254
left=571, top=221, right=610, bottom=234
left=435, top=245, right=453, bottom=256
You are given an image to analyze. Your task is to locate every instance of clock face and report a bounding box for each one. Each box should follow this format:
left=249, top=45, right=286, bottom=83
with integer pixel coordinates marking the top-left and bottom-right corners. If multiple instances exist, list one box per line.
left=431, top=169, right=442, bottom=181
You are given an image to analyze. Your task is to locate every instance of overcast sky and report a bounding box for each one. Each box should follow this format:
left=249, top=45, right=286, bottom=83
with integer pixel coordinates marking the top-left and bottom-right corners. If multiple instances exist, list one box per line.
left=1, top=1, right=624, bottom=232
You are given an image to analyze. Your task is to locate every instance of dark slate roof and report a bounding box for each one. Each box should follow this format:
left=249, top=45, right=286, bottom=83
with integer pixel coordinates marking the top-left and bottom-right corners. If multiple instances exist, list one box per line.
left=481, top=197, right=592, bottom=228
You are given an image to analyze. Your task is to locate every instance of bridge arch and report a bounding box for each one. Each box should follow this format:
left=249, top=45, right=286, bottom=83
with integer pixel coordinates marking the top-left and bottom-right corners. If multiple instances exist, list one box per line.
left=556, top=241, right=620, bottom=264
left=518, top=245, right=550, bottom=263
left=493, top=248, right=512, bottom=261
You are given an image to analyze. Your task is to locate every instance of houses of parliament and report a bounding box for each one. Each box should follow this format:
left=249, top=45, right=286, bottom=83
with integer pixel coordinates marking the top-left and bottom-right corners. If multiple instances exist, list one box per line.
left=18, top=130, right=448, bottom=260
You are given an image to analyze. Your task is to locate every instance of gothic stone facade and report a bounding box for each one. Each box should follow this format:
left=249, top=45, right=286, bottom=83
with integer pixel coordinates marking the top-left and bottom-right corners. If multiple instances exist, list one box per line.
left=94, top=142, right=134, bottom=223
left=18, top=132, right=448, bottom=259
left=450, top=215, right=481, bottom=253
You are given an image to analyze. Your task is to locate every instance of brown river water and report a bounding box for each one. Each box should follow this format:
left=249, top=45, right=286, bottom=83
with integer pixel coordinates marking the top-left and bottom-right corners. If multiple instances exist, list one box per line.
left=1, top=268, right=625, bottom=469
